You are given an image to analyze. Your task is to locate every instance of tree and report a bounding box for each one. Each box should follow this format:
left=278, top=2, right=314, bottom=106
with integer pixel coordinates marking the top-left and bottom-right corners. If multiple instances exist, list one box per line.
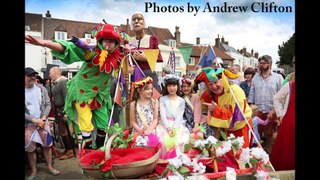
left=278, top=33, right=295, bottom=66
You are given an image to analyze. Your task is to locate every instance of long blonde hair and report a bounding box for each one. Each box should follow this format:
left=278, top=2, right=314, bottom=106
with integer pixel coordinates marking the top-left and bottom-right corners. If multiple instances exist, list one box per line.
left=250, top=104, right=259, bottom=118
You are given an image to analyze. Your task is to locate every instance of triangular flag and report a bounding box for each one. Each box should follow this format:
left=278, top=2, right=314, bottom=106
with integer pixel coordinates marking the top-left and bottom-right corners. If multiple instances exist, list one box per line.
left=206, top=46, right=216, bottom=63
left=121, top=55, right=128, bottom=75
left=178, top=46, right=193, bottom=65
left=228, top=103, right=245, bottom=130
left=132, top=64, right=145, bottom=82
left=152, top=87, right=161, bottom=99
left=198, top=54, right=207, bottom=67
left=114, top=82, right=123, bottom=108
left=144, top=49, right=159, bottom=72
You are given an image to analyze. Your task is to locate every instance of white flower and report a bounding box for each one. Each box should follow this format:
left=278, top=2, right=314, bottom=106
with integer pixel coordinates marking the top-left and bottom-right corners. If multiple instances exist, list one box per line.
left=180, top=153, right=192, bottom=166
left=135, top=135, right=148, bottom=146
left=206, top=136, right=218, bottom=145
left=228, top=133, right=235, bottom=139
left=216, top=141, right=232, bottom=157
left=251, top=147, right=269, bottom=164
left=239, top=147, right=251, bottom=164
left=194, top=139, right=207, bottom=148
left=236, top=136, right=244, bottom=148
left=168, top=157, right=183, bottom=169
left=226, top=167, right=237, bottom=180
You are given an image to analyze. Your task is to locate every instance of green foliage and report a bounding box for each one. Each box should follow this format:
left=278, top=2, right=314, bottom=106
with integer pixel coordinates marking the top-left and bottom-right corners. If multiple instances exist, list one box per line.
left=104, top=123, right=134, bottom=149
left=220, top=130, right=227, bottom=140
left=278, top=33, right=295, bottom=65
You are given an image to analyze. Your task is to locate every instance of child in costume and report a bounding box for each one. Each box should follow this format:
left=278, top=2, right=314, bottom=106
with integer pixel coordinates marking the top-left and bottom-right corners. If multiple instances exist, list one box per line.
left=25, top=21, right=129, bottom=150
left=130, top=76, right=160, bottom=147
left=250, top=104, right=269, bottom=147
left=157, top=74, right=190, bottom=159
left=181, top=77, right=215, bottom=138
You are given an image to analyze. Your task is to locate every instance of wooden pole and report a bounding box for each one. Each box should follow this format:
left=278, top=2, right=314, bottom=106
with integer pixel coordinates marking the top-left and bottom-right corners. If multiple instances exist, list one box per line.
left=122, top=53, right=131, bottom=129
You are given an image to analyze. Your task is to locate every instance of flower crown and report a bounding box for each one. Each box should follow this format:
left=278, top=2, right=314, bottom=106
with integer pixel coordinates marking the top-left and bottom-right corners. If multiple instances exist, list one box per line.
left=182, top=77, right=192, bottom=84
left=162, top=74, right=182, bottom=86
left=133, top=76, right=153, bottom=88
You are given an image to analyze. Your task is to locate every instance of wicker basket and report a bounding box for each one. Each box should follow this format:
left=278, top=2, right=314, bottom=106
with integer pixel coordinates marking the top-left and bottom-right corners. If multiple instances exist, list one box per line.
left=80, top=134, right=161, bottom=179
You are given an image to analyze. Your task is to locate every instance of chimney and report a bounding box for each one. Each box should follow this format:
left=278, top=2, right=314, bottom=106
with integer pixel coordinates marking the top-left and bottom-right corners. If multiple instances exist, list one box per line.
left=196, top=37, right=200, bottom=45
left=225, top=41, right=228, bottom=45
left=251, top=49, right=254, bottom=55
left=254, top=52, right=259, bottom=59
left=242, top=47, right=246, bottom=54
left=174, top=26, right=181, bottom=45
left=221, top=36, right=225, bottom=43
left=126, top=18, right=130, bottom=32
left=215, top=34, right=220, bottom=49
left=45, top=10, right=51, bottom=18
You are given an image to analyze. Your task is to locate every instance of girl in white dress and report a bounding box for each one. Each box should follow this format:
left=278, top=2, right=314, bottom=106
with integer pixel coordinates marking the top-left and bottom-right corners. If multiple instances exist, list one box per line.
left=157, top=74, right=190, bottom=159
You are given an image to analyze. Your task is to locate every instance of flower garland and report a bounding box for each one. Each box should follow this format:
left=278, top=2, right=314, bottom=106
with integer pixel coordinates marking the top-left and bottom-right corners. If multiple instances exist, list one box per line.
left=162, top=74, right=182, bottom=86
left=182, top=130, right=274, bottom=179
left=158, top=153, right=206, bottom=179
left=133, top=76, right=153, bottom=89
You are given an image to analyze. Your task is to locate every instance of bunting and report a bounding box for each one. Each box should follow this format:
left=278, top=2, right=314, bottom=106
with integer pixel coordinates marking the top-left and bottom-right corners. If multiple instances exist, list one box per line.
left=228, top=103, right=244, bottom=130
left=178, top=46, right=193, bottom=66
left=114, top=82, right=123, bottom=108
left=143, top=49, right=159, bottom=72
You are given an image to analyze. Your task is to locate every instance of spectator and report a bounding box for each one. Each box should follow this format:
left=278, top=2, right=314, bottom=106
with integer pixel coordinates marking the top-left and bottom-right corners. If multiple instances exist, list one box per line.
left=248, top=55, right=283, bottom=153
left=181, top=77, right=215, bottom=138
left=25, top=67, right=60, bottom=179
left=240, top=67, right=256, bottom=98
left=282, top=56, right=295, bottom=86
left=49, top=67, right=75, bottom=160
left=270, top=80, right=295, bottom=170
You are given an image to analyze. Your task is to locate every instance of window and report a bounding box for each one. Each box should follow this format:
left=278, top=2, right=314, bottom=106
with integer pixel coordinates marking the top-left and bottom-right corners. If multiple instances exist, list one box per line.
left=189, top=57, right=195, bottom=65
left=52, top=58, right=67, bottom=67
left=55, top=31, right=67, bottom=40
left=168, top=39, right=176, bottom=48
left=175, top=72, right=181, bottom=77
left=175, top=57, right=180, bottom=67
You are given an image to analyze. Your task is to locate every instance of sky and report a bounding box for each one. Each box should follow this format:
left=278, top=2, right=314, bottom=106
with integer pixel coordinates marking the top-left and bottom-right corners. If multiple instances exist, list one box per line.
left=25, top=0, right=295, bottom=67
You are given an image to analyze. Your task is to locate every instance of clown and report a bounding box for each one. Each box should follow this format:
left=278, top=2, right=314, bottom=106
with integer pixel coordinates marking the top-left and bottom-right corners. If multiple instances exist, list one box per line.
left=194, top=67, right=253, bottom=148
left=25, top=21, right=128, bottom=149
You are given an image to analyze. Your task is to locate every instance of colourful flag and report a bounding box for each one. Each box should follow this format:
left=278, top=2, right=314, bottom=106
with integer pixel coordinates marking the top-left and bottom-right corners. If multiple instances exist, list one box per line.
left=144, top=49, right=159, bottom=72
left=153, top=87, right=161, bottom=99
left=178, top=46, right=193, bottom=66
left=168, top=47, right=175, bottom=74
left=132, top=64, right=145, bottom=82
left=228, top=103, right=245, bottom=130
left=114, top=82, right=123, bottom=108
left=198, top=46, right=216, bottom=67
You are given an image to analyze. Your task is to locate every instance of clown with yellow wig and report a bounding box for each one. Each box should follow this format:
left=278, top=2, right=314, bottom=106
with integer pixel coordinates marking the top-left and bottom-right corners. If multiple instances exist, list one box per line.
left=194, top=67, right=253, bottom=148
left=25, top=21, right=129, bottom=150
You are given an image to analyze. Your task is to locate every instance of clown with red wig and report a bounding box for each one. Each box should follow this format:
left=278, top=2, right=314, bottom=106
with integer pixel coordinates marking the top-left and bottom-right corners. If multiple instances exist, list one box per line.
left=25, top=21, right=129, bottom=150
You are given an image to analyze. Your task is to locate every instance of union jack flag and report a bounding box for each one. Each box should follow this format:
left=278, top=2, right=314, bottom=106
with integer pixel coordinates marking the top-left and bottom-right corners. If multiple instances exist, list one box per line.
left=167, top=47, right=175, bottom=74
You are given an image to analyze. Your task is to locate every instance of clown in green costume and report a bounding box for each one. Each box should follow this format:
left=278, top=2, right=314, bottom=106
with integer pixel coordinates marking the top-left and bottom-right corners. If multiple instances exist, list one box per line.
left=25, top=22, right=128, bottom=149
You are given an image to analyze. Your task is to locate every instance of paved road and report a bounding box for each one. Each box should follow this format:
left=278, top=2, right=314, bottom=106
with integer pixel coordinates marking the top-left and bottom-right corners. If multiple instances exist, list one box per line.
left=25, top=148, right=91, bottom=180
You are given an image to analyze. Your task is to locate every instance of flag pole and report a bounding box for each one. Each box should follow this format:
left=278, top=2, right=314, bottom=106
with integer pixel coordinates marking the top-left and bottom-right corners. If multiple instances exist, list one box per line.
left=221, top=72, right=276, bottom=172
